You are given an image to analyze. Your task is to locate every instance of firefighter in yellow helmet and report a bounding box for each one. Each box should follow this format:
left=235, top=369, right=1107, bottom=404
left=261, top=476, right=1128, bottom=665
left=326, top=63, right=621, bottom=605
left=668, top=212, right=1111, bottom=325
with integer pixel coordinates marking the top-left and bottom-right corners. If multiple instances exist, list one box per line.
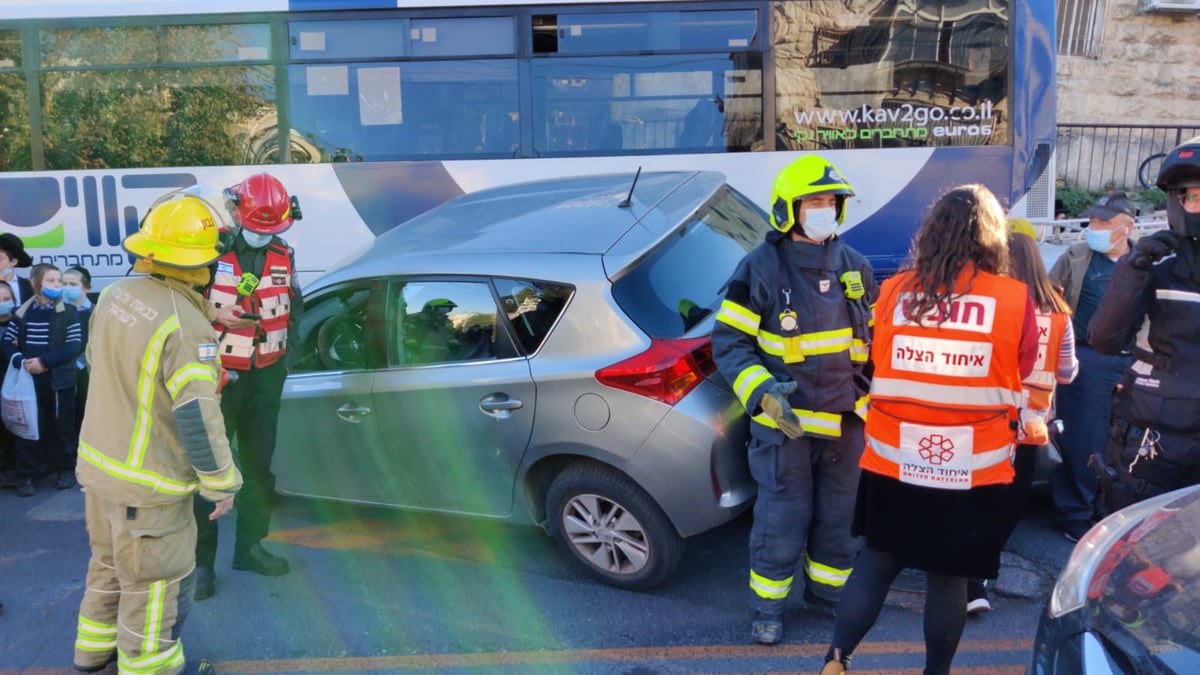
left=712, top=155, right=877, bottom=644
left=73, top=192, right=242, bottom=675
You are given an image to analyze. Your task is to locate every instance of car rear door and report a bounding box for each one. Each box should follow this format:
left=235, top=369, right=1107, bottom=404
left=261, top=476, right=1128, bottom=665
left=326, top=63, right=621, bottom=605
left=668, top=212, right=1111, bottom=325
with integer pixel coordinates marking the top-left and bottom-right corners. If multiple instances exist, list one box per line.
left=367, top=277, right=537, bottom=516
left=274, top=280, right=392, bottom=503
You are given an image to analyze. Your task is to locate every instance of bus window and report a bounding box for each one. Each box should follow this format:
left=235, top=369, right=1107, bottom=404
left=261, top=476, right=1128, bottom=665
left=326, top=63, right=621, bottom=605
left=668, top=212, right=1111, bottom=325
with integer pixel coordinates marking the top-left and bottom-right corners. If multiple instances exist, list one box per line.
left=532, top=9, right=756, bottom=54
left=774, top=0, right=1009, bottom=151
left=290, top=20, right=408, bottom=60
left=0, top=31, right=30, bottom=171
left=289, top=60, right=519, bottom=162
left=531, top=54, right=761, bottom=156
left=411, top=17, right=514, bottom=57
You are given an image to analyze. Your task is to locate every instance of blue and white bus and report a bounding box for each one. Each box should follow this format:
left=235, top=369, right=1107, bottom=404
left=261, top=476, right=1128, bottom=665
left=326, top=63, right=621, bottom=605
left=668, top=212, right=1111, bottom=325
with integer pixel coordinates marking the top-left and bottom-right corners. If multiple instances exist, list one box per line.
left=0, top=0, right=1055, bottom=286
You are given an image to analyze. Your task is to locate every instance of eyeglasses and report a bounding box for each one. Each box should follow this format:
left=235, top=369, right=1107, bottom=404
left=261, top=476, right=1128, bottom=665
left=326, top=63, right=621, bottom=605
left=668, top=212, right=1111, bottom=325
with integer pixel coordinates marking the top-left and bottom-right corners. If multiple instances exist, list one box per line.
left=1179, top=192, right=1200, bottom=208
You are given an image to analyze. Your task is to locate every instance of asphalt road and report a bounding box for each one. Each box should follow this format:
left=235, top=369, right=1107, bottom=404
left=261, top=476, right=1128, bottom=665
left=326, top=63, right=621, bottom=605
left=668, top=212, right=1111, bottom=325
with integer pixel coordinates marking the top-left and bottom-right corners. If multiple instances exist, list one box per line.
left=0, top=480, right=1076, bottom=674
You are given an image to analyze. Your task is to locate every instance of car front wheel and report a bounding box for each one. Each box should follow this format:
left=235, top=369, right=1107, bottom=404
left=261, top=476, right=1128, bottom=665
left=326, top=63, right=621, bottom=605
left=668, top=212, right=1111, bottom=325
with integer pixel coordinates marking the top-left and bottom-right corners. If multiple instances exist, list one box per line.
left=546, top=464, right=684, bottom=590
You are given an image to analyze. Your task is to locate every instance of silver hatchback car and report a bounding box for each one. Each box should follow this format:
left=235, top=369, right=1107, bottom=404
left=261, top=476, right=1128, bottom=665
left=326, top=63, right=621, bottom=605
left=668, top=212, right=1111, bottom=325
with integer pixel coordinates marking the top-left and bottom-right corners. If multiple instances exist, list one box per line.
left=273, top=170, right=760, bottom=589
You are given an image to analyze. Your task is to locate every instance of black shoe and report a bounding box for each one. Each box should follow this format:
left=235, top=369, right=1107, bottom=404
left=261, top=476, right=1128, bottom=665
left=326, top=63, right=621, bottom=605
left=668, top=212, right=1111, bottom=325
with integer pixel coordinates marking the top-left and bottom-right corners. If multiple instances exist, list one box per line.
left=802, top=586, right=838, bottom=618
left=57, top=471, right=76, bottom=490
left=194, top=566, right=216, bottom=601
left=232, top=543, right=290, bottom=576
left=967, top=579, right=992, bottom=615
left=751, top=611, right=783, bottom=645
left=17, top=478, right=35, bottom=497
left=1063, top=520, right=1092, bottom=543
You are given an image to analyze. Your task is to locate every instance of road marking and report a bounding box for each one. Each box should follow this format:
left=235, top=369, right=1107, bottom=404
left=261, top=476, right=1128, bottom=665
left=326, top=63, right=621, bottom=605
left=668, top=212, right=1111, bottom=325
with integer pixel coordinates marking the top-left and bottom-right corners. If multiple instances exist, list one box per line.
left=0, top=639, right=1032, bottom=674
left=129, top=638, right=1026, bottom=673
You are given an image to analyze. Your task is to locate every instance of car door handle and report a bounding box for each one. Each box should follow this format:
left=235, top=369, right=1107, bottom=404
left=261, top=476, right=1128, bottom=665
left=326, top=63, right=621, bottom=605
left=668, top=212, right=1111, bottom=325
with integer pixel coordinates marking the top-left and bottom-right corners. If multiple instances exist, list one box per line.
left=336, top=403, right=372, bottom=423
left=479, top=394, right=523, bottom=414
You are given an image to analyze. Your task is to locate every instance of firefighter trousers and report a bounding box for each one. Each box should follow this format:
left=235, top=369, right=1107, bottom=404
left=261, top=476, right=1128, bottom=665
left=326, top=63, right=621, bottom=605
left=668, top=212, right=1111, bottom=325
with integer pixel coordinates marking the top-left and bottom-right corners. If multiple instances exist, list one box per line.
left=75, top=492, right=197, bottom=674
left=194, top=359, right=286, bottom=565
left=748, top=414, right=864, bottom=614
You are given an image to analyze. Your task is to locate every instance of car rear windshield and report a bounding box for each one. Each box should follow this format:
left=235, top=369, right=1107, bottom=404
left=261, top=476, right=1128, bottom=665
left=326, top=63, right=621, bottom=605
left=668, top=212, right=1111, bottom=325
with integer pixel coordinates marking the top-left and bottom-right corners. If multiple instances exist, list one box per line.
left=612, top=184, right=768, bottom=338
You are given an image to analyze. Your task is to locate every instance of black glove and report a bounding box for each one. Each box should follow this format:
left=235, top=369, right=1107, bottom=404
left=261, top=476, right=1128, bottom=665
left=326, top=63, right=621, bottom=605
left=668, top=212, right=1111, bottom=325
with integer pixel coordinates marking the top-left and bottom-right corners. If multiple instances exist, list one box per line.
left=1130, top=230, right=1183, bottom=271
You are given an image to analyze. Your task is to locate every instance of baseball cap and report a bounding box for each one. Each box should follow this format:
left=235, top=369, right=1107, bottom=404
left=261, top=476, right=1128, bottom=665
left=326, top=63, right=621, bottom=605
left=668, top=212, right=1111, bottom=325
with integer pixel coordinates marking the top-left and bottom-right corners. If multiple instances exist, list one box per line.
left=1082, top=191, right=1137, bottom=220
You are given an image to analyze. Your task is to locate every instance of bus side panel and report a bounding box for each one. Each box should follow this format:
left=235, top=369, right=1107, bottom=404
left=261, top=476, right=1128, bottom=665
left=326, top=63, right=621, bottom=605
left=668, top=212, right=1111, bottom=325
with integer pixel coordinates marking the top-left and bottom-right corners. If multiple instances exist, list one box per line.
left=1010, top=1, right=1057, bottom=211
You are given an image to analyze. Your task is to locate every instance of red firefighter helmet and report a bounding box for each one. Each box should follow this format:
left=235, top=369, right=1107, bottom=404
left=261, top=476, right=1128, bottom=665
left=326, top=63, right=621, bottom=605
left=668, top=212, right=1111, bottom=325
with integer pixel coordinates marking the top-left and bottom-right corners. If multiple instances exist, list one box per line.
left=224, top=173, right=301, bottom=235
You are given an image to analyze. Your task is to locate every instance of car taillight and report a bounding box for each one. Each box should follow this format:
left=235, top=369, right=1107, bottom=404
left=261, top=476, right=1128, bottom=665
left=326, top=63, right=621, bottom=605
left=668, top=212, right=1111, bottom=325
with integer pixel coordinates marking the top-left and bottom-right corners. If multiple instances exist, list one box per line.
left=595, top=337, right=716, bottom=406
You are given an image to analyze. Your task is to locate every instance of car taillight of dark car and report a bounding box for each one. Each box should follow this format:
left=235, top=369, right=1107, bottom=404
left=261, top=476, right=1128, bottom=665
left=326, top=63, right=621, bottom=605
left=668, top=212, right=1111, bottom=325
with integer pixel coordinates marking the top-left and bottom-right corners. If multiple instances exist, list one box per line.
left=595, top=337, right=717, bottom=406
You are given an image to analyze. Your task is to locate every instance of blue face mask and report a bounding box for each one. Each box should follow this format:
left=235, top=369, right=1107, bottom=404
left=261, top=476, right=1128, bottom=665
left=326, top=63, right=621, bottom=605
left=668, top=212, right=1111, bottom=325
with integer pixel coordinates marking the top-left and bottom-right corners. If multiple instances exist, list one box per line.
left=62, top=287, right=83, bottom=303
left=0, top=300, right=13, bottom=316
left=1086, top=228, right=1115, bottom=254
left=41, top=286, right=63, bottom=301
left=241, top=230, right=273, bottom=249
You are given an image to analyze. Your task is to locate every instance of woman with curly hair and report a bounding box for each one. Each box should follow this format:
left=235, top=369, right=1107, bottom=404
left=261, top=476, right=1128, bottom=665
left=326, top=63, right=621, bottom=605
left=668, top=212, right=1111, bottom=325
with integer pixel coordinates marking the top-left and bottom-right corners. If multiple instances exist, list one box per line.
left=819, top=185, right=1039, bottom=675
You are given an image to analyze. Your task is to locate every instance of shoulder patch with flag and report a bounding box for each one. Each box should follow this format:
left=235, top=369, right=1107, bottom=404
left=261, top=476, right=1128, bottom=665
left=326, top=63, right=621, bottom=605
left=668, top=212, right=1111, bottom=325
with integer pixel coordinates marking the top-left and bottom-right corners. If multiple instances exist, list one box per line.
left=197, top=343, right=218, bottom=361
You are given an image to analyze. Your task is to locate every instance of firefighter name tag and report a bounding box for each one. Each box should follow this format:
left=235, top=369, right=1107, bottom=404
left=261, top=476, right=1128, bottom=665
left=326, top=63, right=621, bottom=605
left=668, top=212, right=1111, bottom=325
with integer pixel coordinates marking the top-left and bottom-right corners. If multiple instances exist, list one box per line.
left=197, top=343, right=218, bottom=361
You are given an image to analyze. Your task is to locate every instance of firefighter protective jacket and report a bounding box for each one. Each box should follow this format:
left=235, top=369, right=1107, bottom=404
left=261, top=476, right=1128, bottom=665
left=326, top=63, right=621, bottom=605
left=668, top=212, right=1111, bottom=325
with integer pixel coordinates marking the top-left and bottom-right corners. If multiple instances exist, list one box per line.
left=862, top=268, right=1026, bottom=489
left=77, top=276, right=242, bottom=506
left=713, top=236, right=876, bottom=439
left=208, top=235, right=296, bottom=370
left=1089, top=238, right=1200, bottom=433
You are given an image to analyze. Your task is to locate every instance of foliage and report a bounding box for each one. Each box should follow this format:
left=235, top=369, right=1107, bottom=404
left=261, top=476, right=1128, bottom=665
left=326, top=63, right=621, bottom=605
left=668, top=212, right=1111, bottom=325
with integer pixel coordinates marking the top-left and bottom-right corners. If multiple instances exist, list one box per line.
left=1056, top=184, right=1168, bottom=217
left=1056, top=184, right=1102, bottom=218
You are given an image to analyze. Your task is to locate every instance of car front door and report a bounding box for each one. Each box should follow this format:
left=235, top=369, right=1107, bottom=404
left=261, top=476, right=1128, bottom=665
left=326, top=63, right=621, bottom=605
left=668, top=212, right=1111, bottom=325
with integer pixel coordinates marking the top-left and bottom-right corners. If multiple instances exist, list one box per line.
left=368, top=278, right=537, bottom=516
left=274, top=280, right=392, bottom=504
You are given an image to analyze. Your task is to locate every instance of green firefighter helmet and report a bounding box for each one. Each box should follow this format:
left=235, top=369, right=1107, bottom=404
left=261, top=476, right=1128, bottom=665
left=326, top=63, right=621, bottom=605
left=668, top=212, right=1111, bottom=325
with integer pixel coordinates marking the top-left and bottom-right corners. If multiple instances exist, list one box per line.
left=769, top=155, right=855, bottom=234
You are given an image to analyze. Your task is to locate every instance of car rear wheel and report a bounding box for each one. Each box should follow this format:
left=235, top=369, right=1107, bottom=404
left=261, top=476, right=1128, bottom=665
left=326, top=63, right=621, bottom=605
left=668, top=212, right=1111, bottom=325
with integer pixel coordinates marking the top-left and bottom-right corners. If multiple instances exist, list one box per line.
left=546, top=464, right=684, bottom=590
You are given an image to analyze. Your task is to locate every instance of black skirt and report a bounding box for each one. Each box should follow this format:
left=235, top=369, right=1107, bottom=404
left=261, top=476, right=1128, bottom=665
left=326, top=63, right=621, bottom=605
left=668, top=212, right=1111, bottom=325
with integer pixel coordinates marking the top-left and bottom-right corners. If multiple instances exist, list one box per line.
left=852, top=470, right=1014, bottom=579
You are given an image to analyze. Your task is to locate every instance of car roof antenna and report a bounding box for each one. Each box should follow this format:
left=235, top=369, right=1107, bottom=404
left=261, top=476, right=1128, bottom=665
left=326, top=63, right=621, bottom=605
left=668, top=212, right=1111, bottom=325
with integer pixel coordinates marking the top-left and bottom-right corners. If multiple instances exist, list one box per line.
left=618, top=167, right=642, bottom=209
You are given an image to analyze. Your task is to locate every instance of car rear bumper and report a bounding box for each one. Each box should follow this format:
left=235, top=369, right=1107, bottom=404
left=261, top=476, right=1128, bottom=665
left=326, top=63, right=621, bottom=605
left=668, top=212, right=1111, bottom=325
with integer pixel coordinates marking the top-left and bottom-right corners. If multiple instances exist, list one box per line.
left=625, top=378, right=754, bottom=538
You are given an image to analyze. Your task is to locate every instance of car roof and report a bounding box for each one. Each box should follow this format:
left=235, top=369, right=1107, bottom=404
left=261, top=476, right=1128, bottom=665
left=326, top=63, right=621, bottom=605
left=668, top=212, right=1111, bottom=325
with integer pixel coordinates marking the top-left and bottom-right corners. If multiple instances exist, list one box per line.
left=350, top=170, right=721, bottom=262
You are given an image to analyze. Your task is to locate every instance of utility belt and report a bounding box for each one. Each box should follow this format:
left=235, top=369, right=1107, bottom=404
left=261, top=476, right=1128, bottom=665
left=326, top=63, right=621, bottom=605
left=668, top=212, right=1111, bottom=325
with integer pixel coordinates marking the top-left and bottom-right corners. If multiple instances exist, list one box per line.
left=1116, top=353, right=1200, bottom=434
left=1090, top=417, right=1176, bottom=517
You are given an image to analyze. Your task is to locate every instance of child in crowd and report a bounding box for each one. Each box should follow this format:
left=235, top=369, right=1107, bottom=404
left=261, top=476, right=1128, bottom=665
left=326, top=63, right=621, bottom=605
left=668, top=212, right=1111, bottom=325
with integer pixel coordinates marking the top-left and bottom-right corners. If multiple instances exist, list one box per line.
left=63, top=266, right=93, bottom=434
left=0, top=280, right=15, bottom=487
left=2, top=264, right=82, bottom=496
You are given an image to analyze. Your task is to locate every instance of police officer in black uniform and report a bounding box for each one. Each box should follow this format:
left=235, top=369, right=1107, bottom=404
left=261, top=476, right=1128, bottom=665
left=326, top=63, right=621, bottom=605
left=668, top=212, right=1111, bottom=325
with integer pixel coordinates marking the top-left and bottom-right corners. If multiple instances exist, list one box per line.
left=1089, top=136, right=1200, bottom=513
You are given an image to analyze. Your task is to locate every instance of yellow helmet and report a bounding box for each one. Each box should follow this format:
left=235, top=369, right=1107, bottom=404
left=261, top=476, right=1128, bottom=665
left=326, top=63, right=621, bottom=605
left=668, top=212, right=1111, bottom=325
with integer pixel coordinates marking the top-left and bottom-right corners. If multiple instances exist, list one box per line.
left=123, top=194, right=223, bottom=269
left=1008, top=217, right=1036, bottom=240
left=769, top=155, right=855, bottom=233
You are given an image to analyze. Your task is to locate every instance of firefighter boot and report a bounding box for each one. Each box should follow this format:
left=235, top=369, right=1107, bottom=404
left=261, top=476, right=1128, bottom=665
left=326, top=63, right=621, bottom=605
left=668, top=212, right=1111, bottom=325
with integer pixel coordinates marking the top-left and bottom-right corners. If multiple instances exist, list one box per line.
left=751, top=612, right=783, bottom=645
left=233, top=543, right=290, bottom=576
left=194, top=566, right=216, bottom=601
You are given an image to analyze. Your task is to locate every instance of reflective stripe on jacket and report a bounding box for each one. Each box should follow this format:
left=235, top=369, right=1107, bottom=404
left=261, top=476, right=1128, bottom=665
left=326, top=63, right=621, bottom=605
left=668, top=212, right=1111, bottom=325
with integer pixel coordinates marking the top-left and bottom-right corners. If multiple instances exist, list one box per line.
left=77, top=276, right=242, bottom=506
left=209, top=242, right=293, bottom=370
left=861, top=268, right=1025, bottom=489
left=713, top=237, right=876, bottom=439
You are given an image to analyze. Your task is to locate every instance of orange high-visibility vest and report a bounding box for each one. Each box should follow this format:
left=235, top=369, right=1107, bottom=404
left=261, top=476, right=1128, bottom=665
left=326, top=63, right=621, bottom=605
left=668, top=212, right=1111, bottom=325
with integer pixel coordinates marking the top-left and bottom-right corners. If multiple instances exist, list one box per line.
left=861, top=268, right=1026, bottom=490
left=208, top=243, right=293, bottom=370
left=1020, top=310, right=1068, bottom=445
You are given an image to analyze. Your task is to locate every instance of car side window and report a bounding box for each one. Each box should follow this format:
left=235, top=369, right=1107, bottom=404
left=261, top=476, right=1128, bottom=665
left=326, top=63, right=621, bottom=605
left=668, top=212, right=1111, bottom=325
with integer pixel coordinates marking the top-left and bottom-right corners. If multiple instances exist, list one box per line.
left=497, top=279, right=572, bottom=355
left=288, top=283, right=381, bottom=373
left=395, top=280, right=507, bottom=366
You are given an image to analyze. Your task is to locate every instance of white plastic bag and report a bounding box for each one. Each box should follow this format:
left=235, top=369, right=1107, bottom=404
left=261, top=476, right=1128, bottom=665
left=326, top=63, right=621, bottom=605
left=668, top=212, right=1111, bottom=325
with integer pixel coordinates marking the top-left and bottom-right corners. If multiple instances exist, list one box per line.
left=1, top=362, right=39, bottom=441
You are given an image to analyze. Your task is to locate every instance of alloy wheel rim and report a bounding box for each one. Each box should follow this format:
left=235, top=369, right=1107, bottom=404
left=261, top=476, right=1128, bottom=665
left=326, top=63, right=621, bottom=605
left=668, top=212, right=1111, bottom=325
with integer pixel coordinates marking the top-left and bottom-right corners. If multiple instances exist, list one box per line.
left=561, top=492, right=650, bottom=575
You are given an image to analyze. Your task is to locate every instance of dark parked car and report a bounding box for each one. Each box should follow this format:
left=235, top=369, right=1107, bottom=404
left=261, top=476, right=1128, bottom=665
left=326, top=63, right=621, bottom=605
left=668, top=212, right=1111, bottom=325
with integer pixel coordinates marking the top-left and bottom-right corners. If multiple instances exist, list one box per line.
left=1030, top=484, right=1200, bottom=674
left=273, top=171, right=762, bottom=589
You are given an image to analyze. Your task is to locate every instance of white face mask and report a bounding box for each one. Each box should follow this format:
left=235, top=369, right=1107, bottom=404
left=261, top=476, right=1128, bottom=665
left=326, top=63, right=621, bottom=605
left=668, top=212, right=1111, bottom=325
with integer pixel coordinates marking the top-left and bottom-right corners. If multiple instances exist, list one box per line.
left=801, top=207, right=839, bottom=242
left=241, top=230, right=272, bottom=249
